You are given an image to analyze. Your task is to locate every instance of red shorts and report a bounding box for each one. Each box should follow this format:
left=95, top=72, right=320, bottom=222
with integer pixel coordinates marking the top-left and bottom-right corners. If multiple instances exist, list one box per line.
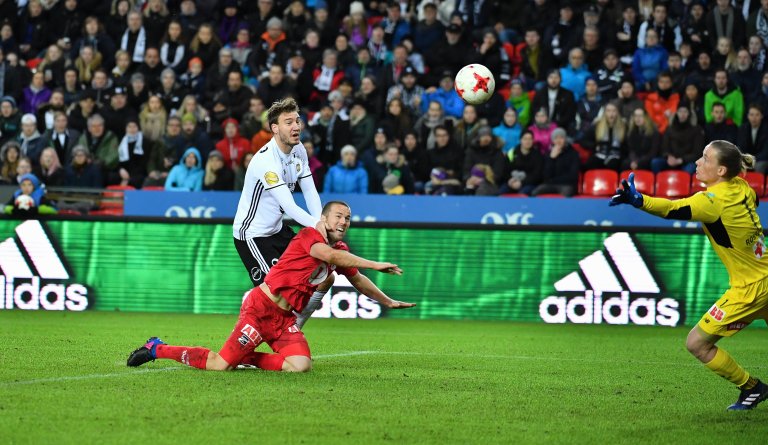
left=218, top=287, right=311, bottom=366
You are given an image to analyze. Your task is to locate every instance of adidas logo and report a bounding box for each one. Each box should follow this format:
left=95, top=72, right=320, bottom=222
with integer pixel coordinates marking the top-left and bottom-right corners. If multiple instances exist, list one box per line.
left=0, top=221, right=88, bottom=311
left=539, top=232, right=681, bottom=327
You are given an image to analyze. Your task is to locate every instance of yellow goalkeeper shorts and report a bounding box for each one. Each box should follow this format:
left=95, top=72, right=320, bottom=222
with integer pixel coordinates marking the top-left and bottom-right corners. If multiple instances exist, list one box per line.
left=698, top=275, right=768, bottom=337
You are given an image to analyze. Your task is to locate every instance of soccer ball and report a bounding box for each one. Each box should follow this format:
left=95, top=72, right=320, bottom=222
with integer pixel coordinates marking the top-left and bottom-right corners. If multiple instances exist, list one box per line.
left=454, top=64, right=495, bottom=105
left=15, top=194, right=35, bottom=210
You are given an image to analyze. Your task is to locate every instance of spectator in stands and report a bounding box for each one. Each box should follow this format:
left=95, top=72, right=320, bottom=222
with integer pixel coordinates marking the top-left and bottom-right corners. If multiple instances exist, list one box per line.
left=188, top=23, right=222, bottom=71
left=425, top=166, right=462, bottom=196
left=680, top=2, right=707, bottom=56
left=71, top=16, right=116, bottom=69
left=612, top=80, right=644, bottom=120
left=616, top=3, right=645, bottom=66
left=249, top=15, right=291, bottom=77
left=623, top=107, right=660, bottom=171
left=204, top=47, right=239, bottom=108
left=515, top=27, right=553, bottom=91
left=214, top=118, right=249, bottom=170
left=748, top=35, right=767, bottom=72
left=15, top=156, right=32, bottom=185
left=64, top=145, right=102, bottom=188
left=43, top=111, right=79, bottom=163
left=530, top=128, right=580, bottom=197
left=62, top=67, right=82, bottom=106
left=529, top=107, right=557, bottom=155
left=424, top=124, right=461, bottom=181
left=507, top=79, right=531, bottom=128
left=385, top=65, right=423, bottom=117
left=580, top=23, right=603, bottom=73
left=178, top=94, right=209, bottom=129
left=103, top=86, right=139, bottom=140
left=165, top=146, right=203, bottom=191
left=160, top=20, right=187, bottom=74
left=632, top=29, right=668, bottom=92
left=0, top=141, right=20, bottom=184
left=704, top=102, right=738, bottom=144
left=35, top=89, right=65, bottom=133
left=421, top=69, right=464, bottom=120
left=233, top=151, right=253, bottom=192
left=17, top=114, right=45, bottom=165
left=475, top=28, right=511, bottom=87
left=211, top=71, right=253, bottom=127
left=250, top=112, right=271, bottom=152
left=543, top=3, right=578, bottom=68
left=0, top=96, right=20, bottom=145
left=180, top=112, right=213, bottom=160
left=16, top=0, right=50, bottom=60
left=381, top=1, right=411, bottom=47
left=738, top=104, right=768, bottom=159
left=378, top=97, right=410, bottom=146
left=575, top=78, right=602, bottom=140
left=22, top=71, right=52, bottom=115
left=453, top=104, right=488, bottom=153
left=309, top=98, right=350, bottom=167
left=711, top=36, right=737, bottom=72
left=706, top=0, right=746, bottom=49
left=561, top=48, right=591, bottom=101
left=666, top=51, right=686, bottom=93
left=462, top=126, right=507, bottom=187
left=704, top=69, right=745, bottom=127
left=653, top=105, right=703, bottom=174
left=681, top=79, right=706, bottom=126
left=464, top=164, right=499, bottom=196
left=5, top=173, right=57, bottom=217
left=308, top=48, right=345, bottom=111
left=732, top=49, right=761, bottom=101
left=687, top=51, right=716, bottom=91
left=156, top=69, right=185, bottom=116
left=127, top=72, right=149, bottom=111
left=582, top=102, right=625, bottom=171
left=120, top=10, right=148, bottom=64
left=644, top=71, right=679, bottom=134
left=597, top=49, right=626, bottom=100
left=345, top=47, right=377, bottom=92
left=179, top=57, right=206, bottom=100
left=107, top=1, right=130, bottom=45
left=75, top=46, right=103, bottom=94
left=413, top=2, right=444, bottom=54
left=747, top=1, right=768, bottom=45
left=493, top=107, right=522, bottom=156
left=376, top=144, right=414, bottom=195
left=348, top=99, right=375, bottom=153
left=501, top=130, right=543, bottom=196
left=112, top=49, right=134, bottom=88
left=38, top=44, right=67, bottom=89
left=136, top=47, right=164, bottom=92
left=323, top=144, right=368, bottom=194
left=423, top=23, right=470, bottom=85
left=78, top=113, right=119, bottom=176
left=0, top=21, right=16, bottom=56
left=35, top=146, right=64, bottom=187
left=401, top=130, right=428, bottom=190
left=159, top=116, right=184, bottom=163
left=256, top=65, right=294, bottom=109
left=354, top=74, right=385, bottom=121
left=178, top=0, right=204, bottom=41
left=239, top=96, right=265, bottom=140
left=531, top=69, right=576, bottom=133
left=637, top=3, right=682, bottom=51
left=202, top=150, right=234, bottom=191
left=67, top=89, right=96, bottom=133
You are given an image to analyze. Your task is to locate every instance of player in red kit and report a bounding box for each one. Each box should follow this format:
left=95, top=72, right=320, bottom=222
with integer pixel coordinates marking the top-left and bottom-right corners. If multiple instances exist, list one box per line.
left=127, top=201, right=415, bottom=372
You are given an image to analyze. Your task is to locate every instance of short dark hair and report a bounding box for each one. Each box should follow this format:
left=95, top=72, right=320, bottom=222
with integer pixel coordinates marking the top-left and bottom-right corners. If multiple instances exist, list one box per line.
left=267, top=97, right=300, bottom=130
left=322, top=200, right=351, bottom=216
left=749, top=103, right=764, bottom=114
left=711, top=102, right=726, bottom=112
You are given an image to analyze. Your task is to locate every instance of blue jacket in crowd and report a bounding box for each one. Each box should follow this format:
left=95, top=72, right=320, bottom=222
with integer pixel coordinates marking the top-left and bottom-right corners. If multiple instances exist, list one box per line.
left=632, top=45, right=669, bottom=89
left=492, top=122, right=522, bottom=155
left=323, top=161, right=369, bottom=194
left=421, top=87, right=465, bottom=119
left=560, top=64, right=591, bottom=101
left=165, top=147, right=203, bottom=191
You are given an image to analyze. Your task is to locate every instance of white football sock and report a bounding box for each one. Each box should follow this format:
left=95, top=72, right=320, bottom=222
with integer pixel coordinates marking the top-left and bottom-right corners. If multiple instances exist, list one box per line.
left=296, top=290, right=326, bottom=329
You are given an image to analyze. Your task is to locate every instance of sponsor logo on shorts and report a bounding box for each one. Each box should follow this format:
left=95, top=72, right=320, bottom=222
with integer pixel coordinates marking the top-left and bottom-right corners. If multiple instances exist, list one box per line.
left=250, top=266, right=262, bottom=282
left=264, top=171, right=279, bottom=185
left=709, top=305, right=726, bottom=322
left=238, top=323, right=262, bottom=346
left=753, top=236, right=765, bottom=259
left=727, top=322, right=748, bottom=331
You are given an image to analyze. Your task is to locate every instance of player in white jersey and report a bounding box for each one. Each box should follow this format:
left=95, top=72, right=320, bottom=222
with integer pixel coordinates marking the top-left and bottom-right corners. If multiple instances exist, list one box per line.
left=232, top=97, right=330, bottom=328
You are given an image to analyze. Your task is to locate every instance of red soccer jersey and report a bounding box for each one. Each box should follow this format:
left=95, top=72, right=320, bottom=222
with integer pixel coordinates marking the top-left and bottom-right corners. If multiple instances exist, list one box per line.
left=264, top=228, right=359, bottom=312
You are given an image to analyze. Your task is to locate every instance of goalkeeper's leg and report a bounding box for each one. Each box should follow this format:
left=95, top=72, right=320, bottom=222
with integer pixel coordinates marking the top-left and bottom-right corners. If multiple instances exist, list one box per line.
left=295, top=273, right=335, bottom=329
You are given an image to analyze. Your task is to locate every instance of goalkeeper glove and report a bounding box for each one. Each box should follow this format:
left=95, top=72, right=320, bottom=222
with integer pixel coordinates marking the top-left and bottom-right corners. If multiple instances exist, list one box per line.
left=609, top=172, right=643, bottom=208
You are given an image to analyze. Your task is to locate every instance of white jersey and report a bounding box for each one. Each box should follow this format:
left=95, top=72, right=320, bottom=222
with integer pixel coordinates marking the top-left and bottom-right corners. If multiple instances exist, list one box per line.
left=233, top=137, right=319, bottom=239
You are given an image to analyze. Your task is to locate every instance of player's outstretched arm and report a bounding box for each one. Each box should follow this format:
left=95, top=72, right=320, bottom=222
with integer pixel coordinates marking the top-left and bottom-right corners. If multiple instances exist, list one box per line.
left=299, top=175, right=323, bottom=219
left=268, top=184, right=320, bottom=228
left=609, top=172, right=644, bottom=208
left=347, top=272, right=416, bottom=309
left=310, top=243, right=403, bottom=274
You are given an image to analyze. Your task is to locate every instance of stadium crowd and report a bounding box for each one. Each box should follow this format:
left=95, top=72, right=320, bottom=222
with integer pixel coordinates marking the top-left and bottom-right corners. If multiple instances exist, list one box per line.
left=1, top=0, right=768, bottom=202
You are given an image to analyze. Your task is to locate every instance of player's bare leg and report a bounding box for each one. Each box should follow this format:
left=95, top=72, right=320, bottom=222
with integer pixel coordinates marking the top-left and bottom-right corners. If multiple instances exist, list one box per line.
left=686, top=326, right=768, bottom=410
left=295, top=273, right=335, bottom=329
left=282, top=355, right=312, bottom=372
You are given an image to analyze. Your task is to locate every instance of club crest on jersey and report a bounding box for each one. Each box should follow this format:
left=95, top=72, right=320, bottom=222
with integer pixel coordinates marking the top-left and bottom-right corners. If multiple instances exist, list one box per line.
left=754, top=236, right=765, bottom=259
left=709, top=304, right=726, bottom=322
left=296, top=163, right=300, bottom=173
left=264, top=171, right=279, bottom=185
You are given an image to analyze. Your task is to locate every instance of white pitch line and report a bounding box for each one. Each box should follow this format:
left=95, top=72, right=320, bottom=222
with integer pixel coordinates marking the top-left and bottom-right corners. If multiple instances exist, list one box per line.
left=5, top=350, right=767, bottom=387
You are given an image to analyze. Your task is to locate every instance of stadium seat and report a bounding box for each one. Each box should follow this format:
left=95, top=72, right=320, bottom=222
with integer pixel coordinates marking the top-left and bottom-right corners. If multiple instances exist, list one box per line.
left=106, top=185, right=136, bottom=191
left=619, top=170, right=654, bottom=195
left=142, top=186, right=165, bottom=191
left=744, top=172, right=766, bottom=197
left=691, top=179, right=706, bottom=194
left=581, top=169, right=619, bottom=196
left=655, top=171, right=691, bottom=198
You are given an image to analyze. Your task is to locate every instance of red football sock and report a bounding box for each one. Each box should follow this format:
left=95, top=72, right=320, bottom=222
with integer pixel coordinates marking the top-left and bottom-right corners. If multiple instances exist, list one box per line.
left=155, top=345, right=210, bottom=370
left=239, top=351, right=285, bottom=371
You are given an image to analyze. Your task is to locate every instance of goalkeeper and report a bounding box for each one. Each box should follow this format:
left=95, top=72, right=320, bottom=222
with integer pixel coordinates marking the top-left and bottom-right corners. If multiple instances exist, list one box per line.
left=610, top=140, right=768, bottom=411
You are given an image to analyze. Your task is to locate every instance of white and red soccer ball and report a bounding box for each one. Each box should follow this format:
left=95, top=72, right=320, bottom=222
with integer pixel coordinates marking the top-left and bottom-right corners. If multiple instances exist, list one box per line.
left=454, top=64, right=495, bottom=105
left=15, top=195, right=35, bottom=210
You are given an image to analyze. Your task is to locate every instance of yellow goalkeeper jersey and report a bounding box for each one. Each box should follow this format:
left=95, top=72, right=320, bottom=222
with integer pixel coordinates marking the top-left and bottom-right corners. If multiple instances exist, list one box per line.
left=642, top=177, right=768, bottom=288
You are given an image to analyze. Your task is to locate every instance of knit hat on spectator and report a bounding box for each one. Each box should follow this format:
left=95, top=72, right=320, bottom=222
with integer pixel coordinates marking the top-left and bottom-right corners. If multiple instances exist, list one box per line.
left=383, top=173, right=404, bottom=195
left=477, top=126, right=492, bottom=138
left=0, top=96, right=15, bottom=108
left=350, top=1, right=365, bottom=15
left=188, top=57, right=203, bottom=70
left=181, top=113, right=197, bottom=125
left=340, top=144, right=357, bottom=156
left=470, top=166, right=486, bottom=178
left=208, top=150, right=224, bottom=160
left=71, top=145, right=90, bottom=157
left=551, top=127, right=567, bottom=141
left=430, top=167, right=448, bottom=181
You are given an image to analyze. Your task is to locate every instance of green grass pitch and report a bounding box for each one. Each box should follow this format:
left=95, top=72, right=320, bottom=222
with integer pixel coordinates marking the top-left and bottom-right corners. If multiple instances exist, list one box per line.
left=2, top=311, right=768, bottom=444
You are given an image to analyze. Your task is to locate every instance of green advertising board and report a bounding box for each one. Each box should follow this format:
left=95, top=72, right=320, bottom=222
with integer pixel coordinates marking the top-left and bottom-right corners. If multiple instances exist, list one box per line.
left=0, top=219, right=732, bottom=326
